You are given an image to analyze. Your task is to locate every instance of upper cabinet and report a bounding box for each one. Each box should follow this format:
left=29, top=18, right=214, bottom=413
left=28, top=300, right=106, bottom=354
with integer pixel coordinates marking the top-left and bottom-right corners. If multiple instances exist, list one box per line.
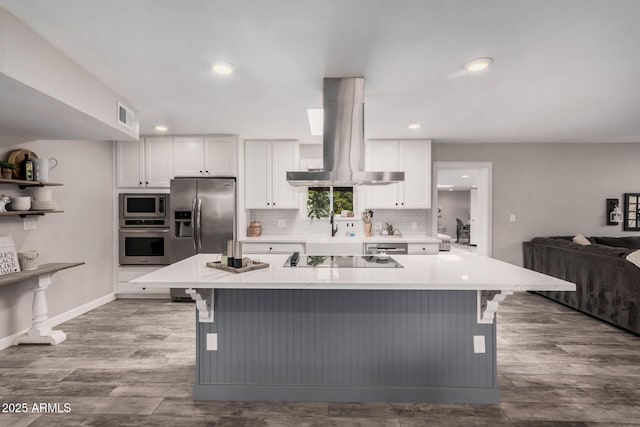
left=116, top=135, right=238, bottom=188
left=365, top=140, right=431, bottom=209
left=173, top=136, right=237, bottom=177
left=116, top=137, right=173, bottom=188
left=244, top=140, right=299, bottom=209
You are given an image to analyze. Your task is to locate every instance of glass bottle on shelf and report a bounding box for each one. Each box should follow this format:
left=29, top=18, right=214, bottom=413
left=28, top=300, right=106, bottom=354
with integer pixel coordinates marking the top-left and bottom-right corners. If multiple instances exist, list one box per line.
left=23, top=154, right=34, bottom=181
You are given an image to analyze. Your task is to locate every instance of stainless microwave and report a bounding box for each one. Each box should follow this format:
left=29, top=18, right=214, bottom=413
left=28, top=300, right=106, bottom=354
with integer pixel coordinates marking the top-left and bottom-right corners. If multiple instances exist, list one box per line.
left=119, top=194, right=168, bottom=227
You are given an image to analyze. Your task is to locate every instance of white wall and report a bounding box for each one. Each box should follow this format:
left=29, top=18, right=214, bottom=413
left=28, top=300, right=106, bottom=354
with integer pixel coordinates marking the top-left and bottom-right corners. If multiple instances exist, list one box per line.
left=432, top=143, right=640, bottom=265
left=0, top=8, right=137, bottom=141
left=0, top=140, right=114, bottom=343
left=437, top=190, right=470, bottom=237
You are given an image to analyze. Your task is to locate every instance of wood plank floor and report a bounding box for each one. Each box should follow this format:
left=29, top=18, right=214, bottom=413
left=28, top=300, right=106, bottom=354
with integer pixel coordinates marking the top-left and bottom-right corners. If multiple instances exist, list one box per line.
left=1, top=292, right=639, bottom=426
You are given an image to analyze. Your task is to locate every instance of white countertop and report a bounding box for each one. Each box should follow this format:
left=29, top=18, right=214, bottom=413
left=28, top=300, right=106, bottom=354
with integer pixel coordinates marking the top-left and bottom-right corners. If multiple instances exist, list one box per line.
left=131, top=253, right=575, bottom=292
left=241, top=235, right=441, bottom=244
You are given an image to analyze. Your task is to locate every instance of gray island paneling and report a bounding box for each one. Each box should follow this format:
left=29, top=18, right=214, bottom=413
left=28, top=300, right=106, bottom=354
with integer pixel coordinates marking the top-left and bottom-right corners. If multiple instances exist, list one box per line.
left=195, top=289, right=498, bottom=403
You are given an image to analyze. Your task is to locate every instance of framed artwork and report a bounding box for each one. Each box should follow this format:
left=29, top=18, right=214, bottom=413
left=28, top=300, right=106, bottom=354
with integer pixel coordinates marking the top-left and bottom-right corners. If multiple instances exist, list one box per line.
left=0, top=236, right=21, bottom=276
left=623, top=193, right=640, bottom=231
left=606, top=198, right=619, bottom=226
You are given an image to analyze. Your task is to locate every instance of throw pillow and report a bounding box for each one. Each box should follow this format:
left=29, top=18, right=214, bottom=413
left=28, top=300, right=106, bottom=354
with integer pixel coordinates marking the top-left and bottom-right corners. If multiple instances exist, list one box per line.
left=626, top=250, right=640, bottom=268
left=573, top=234, right=591, bottom=245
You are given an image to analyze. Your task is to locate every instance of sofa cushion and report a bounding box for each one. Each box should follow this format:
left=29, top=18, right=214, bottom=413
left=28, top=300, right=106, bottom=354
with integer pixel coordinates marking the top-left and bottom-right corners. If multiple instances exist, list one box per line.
left=530, top=237, right=582, bottom=250
left=591, top=237, right=628, bottom=248
left=574, top=243, right=632, bottom=258
left=591, top=236, right=640, bottom=249
left=620, top=237, right=640, bottom=249
left=573, top=234, right=591, bottom=245
left=626, top=250, right=640, bottom=268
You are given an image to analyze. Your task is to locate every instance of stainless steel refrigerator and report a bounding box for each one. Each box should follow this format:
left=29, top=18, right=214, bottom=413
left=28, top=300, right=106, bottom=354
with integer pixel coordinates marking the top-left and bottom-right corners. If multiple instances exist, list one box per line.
left=169, top=177, right=236, bottom=299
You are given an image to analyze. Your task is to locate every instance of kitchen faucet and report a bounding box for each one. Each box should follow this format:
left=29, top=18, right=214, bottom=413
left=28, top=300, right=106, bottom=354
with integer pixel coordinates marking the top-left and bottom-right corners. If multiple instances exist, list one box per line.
left=330, top=210, right=338, bottom=237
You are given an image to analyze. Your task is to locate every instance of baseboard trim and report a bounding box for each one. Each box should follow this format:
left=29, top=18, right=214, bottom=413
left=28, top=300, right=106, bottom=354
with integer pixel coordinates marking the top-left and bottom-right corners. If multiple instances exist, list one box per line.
left=193, top=384, right=501, bottom=404
left=115, top=293, right=170, bottom=300
left=0, top=292, right=116, bottom=351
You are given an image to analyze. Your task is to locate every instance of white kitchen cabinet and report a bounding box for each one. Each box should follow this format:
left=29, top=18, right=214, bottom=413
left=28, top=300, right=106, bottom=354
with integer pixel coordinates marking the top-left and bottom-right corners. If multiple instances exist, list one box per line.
left=205, top=136, right=237, bottom=176
left=407, top=243, right=439, bottom=255
left=244, top=140, right=300, bottom=209
left=116, top=265, right=169, bottom=298
left=242, top=242, right=305, bottom=254
left=365, top=140, right=431, bottom=209
left=144, top=137, right=173, bottom=187
left=173, top=136, right=237, bottom=177
left=116, top=137, right=173, bottom=188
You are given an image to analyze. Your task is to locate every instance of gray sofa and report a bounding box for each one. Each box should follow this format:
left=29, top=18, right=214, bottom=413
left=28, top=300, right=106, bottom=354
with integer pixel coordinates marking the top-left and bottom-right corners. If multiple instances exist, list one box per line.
left=523, top=236, right=640, bottom=335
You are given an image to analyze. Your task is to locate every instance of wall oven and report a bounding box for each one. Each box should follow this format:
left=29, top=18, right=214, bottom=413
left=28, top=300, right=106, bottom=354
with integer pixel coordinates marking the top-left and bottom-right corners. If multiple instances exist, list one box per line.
left=119, top=228, right=170, bottom=265
left=119, top=193, right=170, bottom=265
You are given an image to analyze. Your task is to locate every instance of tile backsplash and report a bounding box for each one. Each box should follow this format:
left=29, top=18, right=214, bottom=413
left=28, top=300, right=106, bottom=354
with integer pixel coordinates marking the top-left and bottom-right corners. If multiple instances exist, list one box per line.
left=248, top=209, right=430, bottom=237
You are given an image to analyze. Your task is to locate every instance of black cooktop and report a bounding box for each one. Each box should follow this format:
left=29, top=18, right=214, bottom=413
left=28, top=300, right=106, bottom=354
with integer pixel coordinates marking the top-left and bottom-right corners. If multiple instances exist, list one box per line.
left=283, top=254, right=403, bottom=268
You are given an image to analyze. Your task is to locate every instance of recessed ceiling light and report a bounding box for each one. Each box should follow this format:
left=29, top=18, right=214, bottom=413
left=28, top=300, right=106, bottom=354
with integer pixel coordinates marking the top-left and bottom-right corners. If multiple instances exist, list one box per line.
left=472, top=185, right=477, bottom=188
left=461, top=175, right=470, bottom=178
left=211, top=62, right=235, bottom=75
left=464, top=57, right=493, bottom=72
left=154, top=125, right=168, bottom=132
left=408, top=123, right=421, bottom=130
left=448, top=188, right=454, bottom=191
left=437, top=184, right=453, bottom=188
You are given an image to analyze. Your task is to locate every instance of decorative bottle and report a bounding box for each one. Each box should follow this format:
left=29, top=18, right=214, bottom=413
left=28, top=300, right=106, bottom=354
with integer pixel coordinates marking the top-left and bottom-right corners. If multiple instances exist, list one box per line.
left=23, top=155, right=34, bottom=181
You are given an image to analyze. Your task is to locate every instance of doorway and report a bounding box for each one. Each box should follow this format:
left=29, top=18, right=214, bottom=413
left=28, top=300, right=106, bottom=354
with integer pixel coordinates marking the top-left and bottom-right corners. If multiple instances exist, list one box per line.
left=432, top=162, right=493, bottom=257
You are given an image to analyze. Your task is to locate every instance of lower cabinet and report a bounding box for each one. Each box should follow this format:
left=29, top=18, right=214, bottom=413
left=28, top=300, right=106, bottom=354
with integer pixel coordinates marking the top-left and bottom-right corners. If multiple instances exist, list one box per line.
left=242, top=242, right=305, bottom=254
left=116, top=266, right=169, bottom=298
left=408, top=243, right=440, bottom=255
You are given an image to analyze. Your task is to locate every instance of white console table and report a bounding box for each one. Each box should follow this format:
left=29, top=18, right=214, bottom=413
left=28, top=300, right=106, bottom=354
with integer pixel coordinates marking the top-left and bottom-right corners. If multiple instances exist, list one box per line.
left=0, top=262, right=84, bottom=345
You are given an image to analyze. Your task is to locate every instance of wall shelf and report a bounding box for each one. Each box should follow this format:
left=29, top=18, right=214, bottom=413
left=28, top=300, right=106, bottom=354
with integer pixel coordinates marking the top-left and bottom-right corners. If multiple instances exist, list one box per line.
left=0, top=210, right=63, bottom=218
left=0, top=178, right=63, bottom=189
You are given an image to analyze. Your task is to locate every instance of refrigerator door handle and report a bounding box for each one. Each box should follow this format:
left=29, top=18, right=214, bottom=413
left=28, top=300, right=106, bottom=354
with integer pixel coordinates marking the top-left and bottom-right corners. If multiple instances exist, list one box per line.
left=191, top=197, right=197, bottom=251
left=196, top=198, right=203, bottom=250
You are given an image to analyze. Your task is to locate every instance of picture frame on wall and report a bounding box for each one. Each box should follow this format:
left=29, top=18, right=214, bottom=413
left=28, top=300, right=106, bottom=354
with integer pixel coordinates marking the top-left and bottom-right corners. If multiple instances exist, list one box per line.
left=623, top=193, right=640, bottom=231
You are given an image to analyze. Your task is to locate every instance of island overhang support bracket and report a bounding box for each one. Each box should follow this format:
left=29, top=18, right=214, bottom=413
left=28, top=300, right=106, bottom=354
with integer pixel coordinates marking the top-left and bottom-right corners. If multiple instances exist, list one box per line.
left=477, top=290, right=513, bottom=324
left=186, top=288, right=215, bottom=323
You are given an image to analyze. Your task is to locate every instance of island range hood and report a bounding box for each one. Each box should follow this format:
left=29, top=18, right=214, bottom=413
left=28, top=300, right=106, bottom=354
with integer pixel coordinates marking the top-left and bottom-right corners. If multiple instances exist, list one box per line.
left=287, top=77, right=404, bottom=186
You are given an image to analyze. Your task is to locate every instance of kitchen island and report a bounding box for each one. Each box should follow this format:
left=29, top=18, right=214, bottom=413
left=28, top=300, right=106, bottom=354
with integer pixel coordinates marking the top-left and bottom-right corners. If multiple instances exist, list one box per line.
left=131, top=252, right=574, bottom=403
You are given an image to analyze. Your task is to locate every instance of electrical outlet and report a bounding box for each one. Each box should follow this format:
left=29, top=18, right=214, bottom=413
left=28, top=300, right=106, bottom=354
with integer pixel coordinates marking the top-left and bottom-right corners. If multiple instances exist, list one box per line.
left=473, top=335, right=486, bottom=353
left=509, top=214, right=516, bottom=222
left=207, top=333, right=218, bottom=351
left=23, top=217, right=37, bottom=230
left=278, top=219, right=287, bottom=228
left=411, top=222, right=418, bottom=230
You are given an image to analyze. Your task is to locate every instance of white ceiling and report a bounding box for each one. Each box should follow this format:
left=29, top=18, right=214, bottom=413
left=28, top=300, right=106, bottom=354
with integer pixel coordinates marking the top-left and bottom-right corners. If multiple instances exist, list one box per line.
left=2, top=0, right=640, bottom=143
left=437, top=169, right=479, bottom=190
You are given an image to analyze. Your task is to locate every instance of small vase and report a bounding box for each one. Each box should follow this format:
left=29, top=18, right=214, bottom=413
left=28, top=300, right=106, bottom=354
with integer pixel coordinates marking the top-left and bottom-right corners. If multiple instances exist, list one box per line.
left=1, top=169, right=13, bottom=180
left=364, top=223, right=372, bottom=237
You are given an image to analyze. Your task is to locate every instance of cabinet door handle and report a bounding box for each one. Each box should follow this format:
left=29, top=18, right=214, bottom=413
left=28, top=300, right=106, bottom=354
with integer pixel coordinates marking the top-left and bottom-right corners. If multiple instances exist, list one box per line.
left=199, top=170, right=203, bottom=174
left=395, top=202, right=398, bottom=206
left=205, top=170, right=209, bottom=174
left=267, top=202, right=270, bottom=206
left=145, top=181, right=149, bottom=185
left=273, top=202, right=276, bottom=206
left=139, top=181, right=142, bottom=185
left=401, top=202, right=404, bottom=206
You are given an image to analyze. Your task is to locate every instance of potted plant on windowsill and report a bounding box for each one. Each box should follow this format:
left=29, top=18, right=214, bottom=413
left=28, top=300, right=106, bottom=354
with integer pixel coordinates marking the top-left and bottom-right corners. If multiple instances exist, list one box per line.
left=307, top=189, right=330, bottom=220
left=0, top=162, right=17, bottom=180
